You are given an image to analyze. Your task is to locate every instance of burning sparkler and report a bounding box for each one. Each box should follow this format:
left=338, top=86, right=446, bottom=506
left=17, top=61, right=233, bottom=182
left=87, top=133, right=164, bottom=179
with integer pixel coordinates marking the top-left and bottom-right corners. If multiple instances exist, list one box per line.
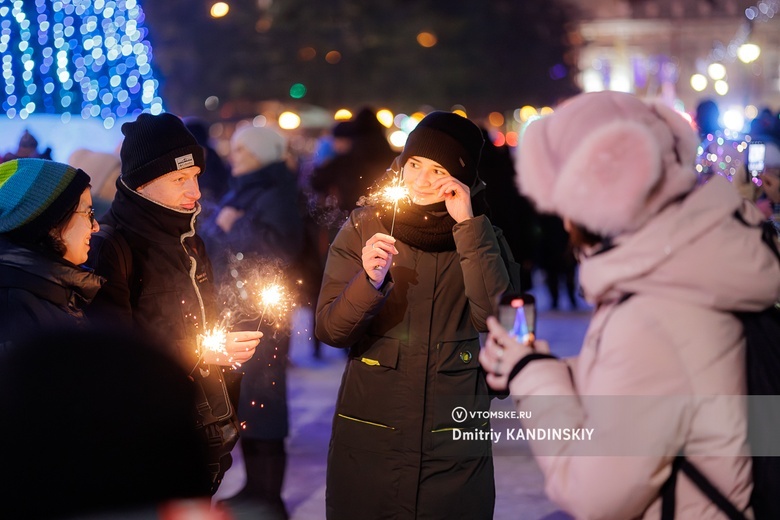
left=253, top=278, right=294, bottom=332
left=374, top=168, right=409, bottom=236
left=195, top=325, right=234, bottom=370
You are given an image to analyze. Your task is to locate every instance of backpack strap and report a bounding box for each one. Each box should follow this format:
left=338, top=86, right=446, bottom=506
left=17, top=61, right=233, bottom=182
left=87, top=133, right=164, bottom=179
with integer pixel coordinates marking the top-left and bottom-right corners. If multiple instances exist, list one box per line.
left=734, top=210, right=780, bottom=263
left=661, top=456, right=747, bottom=520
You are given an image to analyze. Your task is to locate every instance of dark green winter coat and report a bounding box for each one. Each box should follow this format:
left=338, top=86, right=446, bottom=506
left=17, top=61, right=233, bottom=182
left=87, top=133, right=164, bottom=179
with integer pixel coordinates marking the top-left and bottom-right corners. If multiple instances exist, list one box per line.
left=316, top=207, right=510, bottom=520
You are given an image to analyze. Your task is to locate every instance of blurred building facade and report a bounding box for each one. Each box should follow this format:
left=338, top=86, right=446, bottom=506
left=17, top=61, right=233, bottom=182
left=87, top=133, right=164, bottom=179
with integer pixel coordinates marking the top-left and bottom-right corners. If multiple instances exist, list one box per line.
left=569, top=0, right=780, bottom=112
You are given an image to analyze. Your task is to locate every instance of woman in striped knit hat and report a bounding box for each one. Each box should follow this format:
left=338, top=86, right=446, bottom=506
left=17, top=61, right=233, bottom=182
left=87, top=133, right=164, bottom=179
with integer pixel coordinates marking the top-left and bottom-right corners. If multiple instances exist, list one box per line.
left=0, top=158, right=103, bottom=349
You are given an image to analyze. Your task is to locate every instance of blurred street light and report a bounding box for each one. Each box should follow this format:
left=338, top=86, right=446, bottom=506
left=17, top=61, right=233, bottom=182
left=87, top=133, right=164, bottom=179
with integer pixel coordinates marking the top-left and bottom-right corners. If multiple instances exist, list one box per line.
left=417, top=32, right=437, bottom=48
left=690, top=73, right=708, bottom=92
left=707, top=63, right=726, bottom=80
left=737, top=43, right=761, bottom=64
left=210, top=2, right=229, bottom=18
left=279, top=111, right=301, bottom=129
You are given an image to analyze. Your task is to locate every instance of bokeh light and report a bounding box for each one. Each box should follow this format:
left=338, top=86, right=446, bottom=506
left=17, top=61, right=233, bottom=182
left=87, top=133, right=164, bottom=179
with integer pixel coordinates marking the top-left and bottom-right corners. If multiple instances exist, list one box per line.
left=1, top=0, right=162, bottom=121
left=737, top=43, right=761, bottom=64
left=417, top=32, right=437, bottom=48
left=723, top=108, right=745, bottom=132
left=488, top=112, right=504, bottom=127
left=278, top=111, right=300, bottom=130
left=210, top=2, right=229, bottom=18
left=707, top=63, right=726, bottom=80
left=334, top=109, right=352, bottom=120
left=289, top=83, right=306, bottom=99
left=376, top=109, right=394, bottom=128
left=690, top=74, right=708, bottom=92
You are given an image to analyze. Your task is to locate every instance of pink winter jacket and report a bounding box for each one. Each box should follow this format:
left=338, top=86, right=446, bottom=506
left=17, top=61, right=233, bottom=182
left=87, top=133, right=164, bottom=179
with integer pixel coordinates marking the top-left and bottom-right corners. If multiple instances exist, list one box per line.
left=508, top=176, right=780, bottom=519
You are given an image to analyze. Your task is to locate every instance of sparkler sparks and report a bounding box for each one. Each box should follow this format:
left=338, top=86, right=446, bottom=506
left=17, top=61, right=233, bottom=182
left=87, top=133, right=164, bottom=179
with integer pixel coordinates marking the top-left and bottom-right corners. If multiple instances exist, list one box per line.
left=251, top=277, right=295, bottom=332
left=195, top=325, right=235, bottom=369
left=366, top=169, right=410, bottom=236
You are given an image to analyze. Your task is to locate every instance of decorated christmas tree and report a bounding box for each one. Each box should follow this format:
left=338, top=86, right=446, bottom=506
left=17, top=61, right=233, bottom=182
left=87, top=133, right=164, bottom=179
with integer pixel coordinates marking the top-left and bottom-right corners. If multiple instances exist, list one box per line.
left=0, top=0, right=163, bottom=129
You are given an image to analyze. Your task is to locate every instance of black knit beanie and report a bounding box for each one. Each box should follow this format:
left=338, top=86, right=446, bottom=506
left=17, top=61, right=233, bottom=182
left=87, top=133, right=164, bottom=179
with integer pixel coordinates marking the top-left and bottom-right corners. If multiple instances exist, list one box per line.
left=399, top=111, right=484, bottom=187
left=120, top=113, right=205, bottom=190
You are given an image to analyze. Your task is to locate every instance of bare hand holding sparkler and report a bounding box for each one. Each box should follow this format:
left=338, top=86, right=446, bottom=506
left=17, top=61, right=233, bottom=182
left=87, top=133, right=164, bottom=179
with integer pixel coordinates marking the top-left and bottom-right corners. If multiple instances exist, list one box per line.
left=363, top=233, right=398, bottom=288
left=199, top=327, right=262, bottom=366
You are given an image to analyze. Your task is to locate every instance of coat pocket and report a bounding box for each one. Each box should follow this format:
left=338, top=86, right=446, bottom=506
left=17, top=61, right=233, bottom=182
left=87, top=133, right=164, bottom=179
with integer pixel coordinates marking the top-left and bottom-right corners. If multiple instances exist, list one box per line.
left=350, top=335, right=399, bottom=369
left=327, top=414, right=402, bottom=518
left=432, top=337, right=490, bottom=432
left=337, top=337, right=404, bottom=428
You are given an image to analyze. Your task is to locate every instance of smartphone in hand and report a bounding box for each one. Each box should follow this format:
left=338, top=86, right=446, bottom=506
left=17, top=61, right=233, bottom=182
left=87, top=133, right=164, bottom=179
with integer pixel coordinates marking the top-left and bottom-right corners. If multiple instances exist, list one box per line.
left=498, top=293, right=536, bottom=345
left=747, top=142, right=766, bottom=184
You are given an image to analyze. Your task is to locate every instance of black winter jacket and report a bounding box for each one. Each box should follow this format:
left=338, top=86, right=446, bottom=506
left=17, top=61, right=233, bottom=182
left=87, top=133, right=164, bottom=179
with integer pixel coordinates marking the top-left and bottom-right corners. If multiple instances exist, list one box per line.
left=199, top=161, right=305, bottom=441
left=0, top=237, right=103, bottom=350
left=316, top=209, right=510, bottom=520
left=200, top=161, right=304, bottom=278
left=86, top=180, right=218, bottom=370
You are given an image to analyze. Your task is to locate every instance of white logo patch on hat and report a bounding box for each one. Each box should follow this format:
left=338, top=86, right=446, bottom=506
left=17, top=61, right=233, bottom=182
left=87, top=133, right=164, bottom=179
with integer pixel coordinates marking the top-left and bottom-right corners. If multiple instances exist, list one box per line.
left=175, top=153, right=195, bottom=170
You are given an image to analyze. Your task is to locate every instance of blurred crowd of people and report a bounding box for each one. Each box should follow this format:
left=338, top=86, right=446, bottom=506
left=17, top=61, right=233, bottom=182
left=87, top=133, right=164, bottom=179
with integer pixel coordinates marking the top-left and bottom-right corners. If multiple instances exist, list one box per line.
left=1, top=96, right=779, bottom=519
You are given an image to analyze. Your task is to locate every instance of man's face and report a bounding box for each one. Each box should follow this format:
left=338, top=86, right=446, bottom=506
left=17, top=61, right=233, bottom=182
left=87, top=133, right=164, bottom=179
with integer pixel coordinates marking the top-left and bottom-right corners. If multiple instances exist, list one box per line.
left=137, top=166, right=201, bottom=210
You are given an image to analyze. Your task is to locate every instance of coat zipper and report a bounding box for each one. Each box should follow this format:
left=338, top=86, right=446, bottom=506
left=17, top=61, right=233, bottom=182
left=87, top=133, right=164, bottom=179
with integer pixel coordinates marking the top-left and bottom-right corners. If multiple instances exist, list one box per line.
left=182, top=207, right=206, bottom=327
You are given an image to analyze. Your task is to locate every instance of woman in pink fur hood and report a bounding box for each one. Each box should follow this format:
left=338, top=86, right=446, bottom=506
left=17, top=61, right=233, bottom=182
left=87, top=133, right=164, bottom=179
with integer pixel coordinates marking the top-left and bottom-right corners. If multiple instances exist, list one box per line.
left=479, top=91, right=780, bottom=519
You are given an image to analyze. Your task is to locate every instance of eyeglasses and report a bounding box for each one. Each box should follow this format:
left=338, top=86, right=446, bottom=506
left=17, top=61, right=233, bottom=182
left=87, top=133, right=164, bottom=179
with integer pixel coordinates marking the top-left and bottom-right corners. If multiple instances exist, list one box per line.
left=73, top=208, right=96, bottom=227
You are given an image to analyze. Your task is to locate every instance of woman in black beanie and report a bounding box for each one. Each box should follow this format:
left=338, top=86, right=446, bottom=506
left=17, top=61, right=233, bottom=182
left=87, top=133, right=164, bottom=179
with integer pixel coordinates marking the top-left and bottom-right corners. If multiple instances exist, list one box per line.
left=316, top=111, right=512, bottom=519
left=0, top=158, right=103, bottom=348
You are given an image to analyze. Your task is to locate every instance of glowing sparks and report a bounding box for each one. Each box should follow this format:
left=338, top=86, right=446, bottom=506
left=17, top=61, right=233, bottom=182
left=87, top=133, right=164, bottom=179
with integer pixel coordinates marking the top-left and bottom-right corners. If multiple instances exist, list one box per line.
left=379, top=184, right=410, bottom=206
left=259, top=284, right=284, bottom=309
left=360, top=170, right=409, bottom=237
left=197, top=325, right=228, bottom=361
left=250, top=277, right=295, bottom=331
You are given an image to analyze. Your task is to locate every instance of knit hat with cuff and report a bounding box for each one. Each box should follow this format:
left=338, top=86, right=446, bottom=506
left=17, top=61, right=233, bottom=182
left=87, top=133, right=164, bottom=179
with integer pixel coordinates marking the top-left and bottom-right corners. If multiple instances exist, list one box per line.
left=399, top=111, right=484, bottom=187
left=0, top=158, right=90, bottom=240
left=120, top=113, right=205, bottom=190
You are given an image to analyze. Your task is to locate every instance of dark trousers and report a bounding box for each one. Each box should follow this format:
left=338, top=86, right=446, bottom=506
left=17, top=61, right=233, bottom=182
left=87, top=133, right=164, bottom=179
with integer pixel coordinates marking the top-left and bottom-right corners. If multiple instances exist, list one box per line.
left=229, top=438, right=288, bottom=520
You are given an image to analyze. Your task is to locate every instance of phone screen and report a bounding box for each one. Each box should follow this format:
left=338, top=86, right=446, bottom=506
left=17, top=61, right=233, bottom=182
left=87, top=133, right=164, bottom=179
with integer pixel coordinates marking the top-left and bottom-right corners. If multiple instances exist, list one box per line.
left=748, top=142, right=766, bottom=182
left=498, top=293, right=536, bottom=342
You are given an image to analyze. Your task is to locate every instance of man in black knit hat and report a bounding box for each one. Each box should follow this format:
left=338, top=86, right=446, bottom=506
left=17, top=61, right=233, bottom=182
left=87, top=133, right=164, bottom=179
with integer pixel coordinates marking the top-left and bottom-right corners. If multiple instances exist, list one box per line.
left=86, top=112, right=262, bottom=494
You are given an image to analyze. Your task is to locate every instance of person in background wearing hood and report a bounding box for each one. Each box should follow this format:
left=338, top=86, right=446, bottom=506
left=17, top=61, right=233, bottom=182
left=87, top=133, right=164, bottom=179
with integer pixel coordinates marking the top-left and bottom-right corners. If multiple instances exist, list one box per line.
left=316, top=111, right=511, bottom=520
left=86, top=113, right=262, bottom=493
left=0, top=158, right=102, bottom=348
left=480, top=91, right=780, bottom=519
left=200, top=125, right=304, bottom=520
left=310, top=106, right=398, bottom=215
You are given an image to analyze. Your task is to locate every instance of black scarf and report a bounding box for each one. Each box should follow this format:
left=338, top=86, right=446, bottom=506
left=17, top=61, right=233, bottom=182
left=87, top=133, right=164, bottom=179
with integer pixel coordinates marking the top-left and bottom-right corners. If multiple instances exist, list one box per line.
left=379, top=200, right=457, bottom=252
left=105, top=178, right=199, bottom=245
left=376, top=185, right=489, bottom=253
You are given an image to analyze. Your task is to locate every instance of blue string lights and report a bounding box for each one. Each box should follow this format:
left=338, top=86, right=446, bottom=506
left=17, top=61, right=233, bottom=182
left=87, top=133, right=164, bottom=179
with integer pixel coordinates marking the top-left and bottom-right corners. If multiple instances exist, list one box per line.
left=0, top=0, right=163, bottom=129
